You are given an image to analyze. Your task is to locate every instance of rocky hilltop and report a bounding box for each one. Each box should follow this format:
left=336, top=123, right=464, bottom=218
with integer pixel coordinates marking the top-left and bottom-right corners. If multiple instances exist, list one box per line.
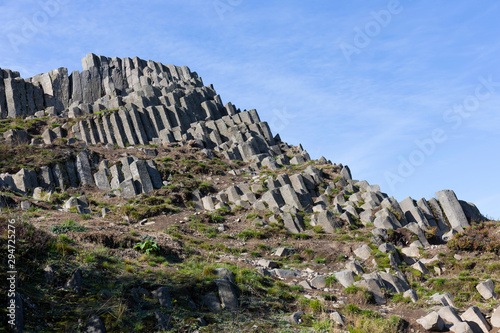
left=0, top=55, right=499, bottom=333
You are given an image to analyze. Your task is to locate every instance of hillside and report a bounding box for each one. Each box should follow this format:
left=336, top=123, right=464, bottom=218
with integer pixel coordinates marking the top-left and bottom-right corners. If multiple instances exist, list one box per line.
left=0, top=54, right=499, bottom=333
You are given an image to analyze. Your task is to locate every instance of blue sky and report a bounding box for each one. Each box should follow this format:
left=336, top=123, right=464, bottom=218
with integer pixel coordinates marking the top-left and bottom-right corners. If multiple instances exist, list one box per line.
left=1, top=0, right=499, bottom=218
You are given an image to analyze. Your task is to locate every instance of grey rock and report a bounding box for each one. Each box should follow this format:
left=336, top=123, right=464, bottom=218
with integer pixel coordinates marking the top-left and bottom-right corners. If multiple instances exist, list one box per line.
left=335, top=270, right=355, bottom=288
left=66, top=268, right=82, bottom=294
left=258, top=259, right=277, bottom=268
left=403, top=289, right=419, bottom=303
left=202, top=196, right=216, bottom=211
left=317, top=210, right=341, bottom=233
left=279, top=184, right=303, bottom=209
left=145, top=160, right=163, bottom=189
left=154, top=312, right=171, bottom=331
left=437, top=306, right=462, bottom=325
left=273, top=269, right=297, bottom=278
left=286, top=311, right=305, bottom=324
left=215, top=268, right=235, bottom=283
left=3, top=129, right=29, bottom=145
left=20, top=201, right=31, bottom=210
left=76, top=151, right=95, bottom=186
left=405, top=222, right=431, bottom=247
left=476, top=279, right=497, bottom=300
left=416, top=311, right=444, bottom=331
left=431, top=292, right=455, bottom=308
left=354, top=244, right=372, bottom=260
left=436, top=190, right=469, bottom=232
left=84, top=314, right=106, bottom=333
left=201, top=292, right=221, bottom=312
left=42, top=128, right=57, bottom=145
left=52, top=164, right=68, bottom=190
left=374, top=208, right=402, bottom=230
left=428, top=197, right=450, bottom=232
left=44, top=265, right=55, bottom=284
left=379, top=272, right=409, bottom=293
left=255, top=267, right=271, bottom=277
left=411, top=261, right=430, bottom=275
left=345, top=261, right=364, bottom=275
left=152, top=287, right=172, bottom=308
left=299, top=280, right=313, bottom=290
left=460, top=306, right=491, bottom=333
left=94, top=169, right=111, bottom=190
left=214, top=279, right=239, bottom=310
left=450, top=322, right=474, bottom=333
left=399, top=196, right=431, bottom=230
left=310, top=276, right=327, bottom=289
left=275, top=247, right=291, bottom=257
left=459, top=200, right=483, bottom=223
left=282, top=212, right=304, bottom=234
left=262, top=189, right=285, bottom=210
left=491, top=305, right=500, bottom=328
left=378, top=243, right=400, bottom=263
left=119, top=179, right=137, bottom=198
left=330, top=311, right=345, bottom=326
left=355, top=278, right=386, bottom=305
left=130, top=160, right=154, bottom=194
left=38, top=166, right=54, bottom=190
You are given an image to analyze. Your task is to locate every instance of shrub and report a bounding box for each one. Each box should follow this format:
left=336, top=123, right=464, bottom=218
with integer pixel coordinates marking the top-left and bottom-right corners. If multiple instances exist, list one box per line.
left=133, top=240, right=160, bottom=255
left=447, top=223, right=500, bottom=254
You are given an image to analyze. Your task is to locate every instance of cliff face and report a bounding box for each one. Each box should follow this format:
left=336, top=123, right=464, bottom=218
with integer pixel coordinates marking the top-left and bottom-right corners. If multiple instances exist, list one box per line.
left=0, top=54, right=199, bottom=118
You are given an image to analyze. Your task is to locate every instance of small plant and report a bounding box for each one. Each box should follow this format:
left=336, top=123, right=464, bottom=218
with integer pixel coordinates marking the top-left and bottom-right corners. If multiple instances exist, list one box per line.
left=133, top=240, right=160, bottom=255
left=49, top=219, right=87, bottom=234
left=312, top=225, right=324, bottom=233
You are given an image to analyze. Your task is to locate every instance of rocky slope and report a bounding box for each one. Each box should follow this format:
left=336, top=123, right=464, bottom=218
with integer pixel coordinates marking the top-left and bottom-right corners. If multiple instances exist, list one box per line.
left=0, top=54, right=499, bottom=333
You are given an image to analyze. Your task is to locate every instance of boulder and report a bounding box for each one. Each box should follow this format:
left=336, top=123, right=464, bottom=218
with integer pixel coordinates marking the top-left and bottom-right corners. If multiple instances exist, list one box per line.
left=354, top=279, right=386, bottom=305
left=273, top=269, right=297, bottom=278
left=3, top=129, right=29, bottom=145
left=275, top=247, right=291, bottom=257
left=345, top=261, right=364, bottom=275
left=450, top=322, right=474, bottom=333
left=437, top=306, right=462, bottom=326
left=354, top=244, right=372, bottom=260
left=152, top=287, right=172, bottom=308
left=459, top=200, right=483, bottom=223
left=310, top=276, right=327, bottom=289
left=316, top=210, right=341, bottom=233
left=214, top=279, right=239, bottom=310
left=403, top=289, right=418, bottom=302
left=154, top=312, right=171, bottom=331
left=476, top=279, right=497, bottom=300
left=201, top=292, right=221, bottom=312
left=411, top=261, right=430, bottom=275
left=330, top=311, right=345, bottom=326
left=84, top=314, right=106, bottom=333
left=334, top=270, right=355, bottom=288
left=42, top=128, right=57, bottom=145
left=215, top=268, right=235, bottom=283
left=416, top=311, right=445, bottom=331
left=286, top=311, right=305, bottom=324
left=281, top=212, right=304, bottom=234
left=257, top=259, right=277, bottom=269
left=460, top=306, right=491, bottom=333
left=491, top=305, right=500, bottom=328
left=66, top=268, right=82, bottom=295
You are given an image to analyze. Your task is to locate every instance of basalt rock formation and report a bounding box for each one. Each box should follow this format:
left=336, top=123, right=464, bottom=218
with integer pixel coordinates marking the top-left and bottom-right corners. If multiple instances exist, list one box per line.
left=1, top=54, right=496, bottom=333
